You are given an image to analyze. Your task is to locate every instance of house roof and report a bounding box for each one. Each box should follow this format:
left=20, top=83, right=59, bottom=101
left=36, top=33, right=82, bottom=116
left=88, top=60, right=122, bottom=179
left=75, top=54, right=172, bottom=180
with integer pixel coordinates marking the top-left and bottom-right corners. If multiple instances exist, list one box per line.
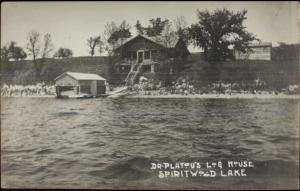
left=247, top=42, right=272, bottom=47
left=142, top=35, right=179, bottom=48
left=55, top=72, right=106, bottom=81
left=115, top=34, right=178, bottom=51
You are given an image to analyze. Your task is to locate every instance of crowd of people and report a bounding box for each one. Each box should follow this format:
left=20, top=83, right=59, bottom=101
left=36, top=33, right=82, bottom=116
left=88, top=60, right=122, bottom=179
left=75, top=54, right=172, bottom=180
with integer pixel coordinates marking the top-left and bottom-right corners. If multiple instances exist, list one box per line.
left=1, top=83, right=56, bottom=97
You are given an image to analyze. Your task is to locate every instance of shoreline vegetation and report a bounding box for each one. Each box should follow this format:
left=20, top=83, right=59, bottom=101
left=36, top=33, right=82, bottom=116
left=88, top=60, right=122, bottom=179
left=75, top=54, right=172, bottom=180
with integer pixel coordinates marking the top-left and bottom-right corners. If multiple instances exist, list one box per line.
left=1, top=80, right=299, bottom=99
left=1, top=83, right=56, bottom=97
left=126, top=78, right=299, bottom=99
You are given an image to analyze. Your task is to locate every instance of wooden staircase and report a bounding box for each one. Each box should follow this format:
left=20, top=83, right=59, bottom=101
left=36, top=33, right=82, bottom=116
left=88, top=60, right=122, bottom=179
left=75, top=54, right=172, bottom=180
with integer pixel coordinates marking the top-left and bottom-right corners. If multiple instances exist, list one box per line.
left=125, top=61, right=144, bottom=86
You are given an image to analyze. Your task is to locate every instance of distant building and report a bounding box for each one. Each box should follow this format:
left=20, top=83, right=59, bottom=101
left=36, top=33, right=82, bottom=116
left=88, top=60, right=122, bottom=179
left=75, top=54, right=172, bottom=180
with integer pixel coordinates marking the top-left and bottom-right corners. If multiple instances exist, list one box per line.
left=234, top=42, right=272, bottom=61
left=54, top=72, right=106, bottom=97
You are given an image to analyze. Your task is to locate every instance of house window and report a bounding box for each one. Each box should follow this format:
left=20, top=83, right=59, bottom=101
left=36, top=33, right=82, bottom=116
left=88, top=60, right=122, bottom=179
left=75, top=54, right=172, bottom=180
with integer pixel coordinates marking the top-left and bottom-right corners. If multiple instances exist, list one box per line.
left=144, top=50, right=150, bottom=59
left=132, top=51, right=137, bottom=59
left=126, top=51, right=131, bottom=59
left=151, top=50, right=158, bottom=60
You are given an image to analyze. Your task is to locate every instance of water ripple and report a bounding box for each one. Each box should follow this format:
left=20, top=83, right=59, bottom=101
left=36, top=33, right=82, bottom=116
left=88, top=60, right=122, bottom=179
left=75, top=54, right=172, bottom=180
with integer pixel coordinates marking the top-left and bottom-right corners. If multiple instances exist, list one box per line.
left=1, top=97, right=299, bottom=189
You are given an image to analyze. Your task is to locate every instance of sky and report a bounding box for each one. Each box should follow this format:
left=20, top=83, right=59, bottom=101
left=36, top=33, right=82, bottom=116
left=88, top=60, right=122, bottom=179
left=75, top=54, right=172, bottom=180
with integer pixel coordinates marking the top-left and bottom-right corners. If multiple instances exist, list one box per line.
left=1, top=1, right=299, bottom=58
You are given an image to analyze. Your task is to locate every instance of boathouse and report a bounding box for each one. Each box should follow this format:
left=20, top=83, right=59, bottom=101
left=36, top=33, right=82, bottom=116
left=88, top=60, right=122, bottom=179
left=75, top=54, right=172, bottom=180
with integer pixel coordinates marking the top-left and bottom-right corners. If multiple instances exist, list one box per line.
left=54, top=72, right=106, bottom=97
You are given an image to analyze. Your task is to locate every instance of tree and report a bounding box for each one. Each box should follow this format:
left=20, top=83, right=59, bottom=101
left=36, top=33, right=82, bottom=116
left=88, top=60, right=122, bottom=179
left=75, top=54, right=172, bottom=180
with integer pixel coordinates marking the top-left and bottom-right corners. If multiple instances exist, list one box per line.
left=135, top=18, right=170, bottom=37
left=103, top=20, right=132, bottom=57
left=98, top=41, right=104, bottom=55
left=105, top=20, right=132, bottom=74
left=173, top=16, right=188, bottom=32
left=12, top=46, right=27, bottom=60
left=107, top=20, right=132, bottom=47
left=135, top=18, right=177, bottom=46
left=173, top=16, right=189, bottom=45
left=26, top=30, right=54, bottom=79
left=1, top=45, right=13, bottom=73
left=26, top=30, right=40, bottom=62
left=39, top=33, right=54, bottom=79
left=160, top=22, right=178, bottom=48
left=188, top=8, right=258, bottom=66
left=41, top=33, right=54, bottom=59
left=54, top=48, right=73, bottom=58
left=146, top=18, right=169, bottom=37
left=107, top=28, right=131, bottom=46
left=135, top=20, right=144, bottom=35
left=1, top=41, right=27, bottom=61
left=1, top=46, right=9, bottom=62
left=173, top=37, right=191, bottom=73
left=87, top=35, right=103, bottom=56
left=175, top=38, right=190, bottom=60
left=119, top=20, right=131, bottom=31
left=103, top=21, right=118, bottom=56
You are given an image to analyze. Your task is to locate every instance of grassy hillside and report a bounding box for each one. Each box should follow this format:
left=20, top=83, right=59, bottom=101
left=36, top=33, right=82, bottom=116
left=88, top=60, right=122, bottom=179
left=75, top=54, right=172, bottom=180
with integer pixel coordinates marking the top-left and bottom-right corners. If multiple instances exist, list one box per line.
left=1, top=56, right=111, bottom=84
left=179, top=45, right=299, bottom=89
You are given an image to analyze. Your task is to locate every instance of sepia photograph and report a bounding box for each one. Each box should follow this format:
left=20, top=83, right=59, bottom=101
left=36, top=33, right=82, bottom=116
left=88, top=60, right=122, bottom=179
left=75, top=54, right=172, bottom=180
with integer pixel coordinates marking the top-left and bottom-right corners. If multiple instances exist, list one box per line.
left=1, top=1, right=299, bottom=189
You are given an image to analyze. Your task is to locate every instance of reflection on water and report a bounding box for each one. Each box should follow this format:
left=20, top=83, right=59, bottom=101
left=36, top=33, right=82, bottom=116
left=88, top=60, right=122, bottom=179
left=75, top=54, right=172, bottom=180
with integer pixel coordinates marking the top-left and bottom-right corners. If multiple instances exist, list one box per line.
left=1, top=97, right=299, bottom=189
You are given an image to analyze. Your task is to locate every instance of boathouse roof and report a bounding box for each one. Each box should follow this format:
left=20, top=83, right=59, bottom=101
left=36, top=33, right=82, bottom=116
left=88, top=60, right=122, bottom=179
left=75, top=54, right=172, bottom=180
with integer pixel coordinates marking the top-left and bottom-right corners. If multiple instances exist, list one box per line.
left=55, top=72, right=106, bottom=81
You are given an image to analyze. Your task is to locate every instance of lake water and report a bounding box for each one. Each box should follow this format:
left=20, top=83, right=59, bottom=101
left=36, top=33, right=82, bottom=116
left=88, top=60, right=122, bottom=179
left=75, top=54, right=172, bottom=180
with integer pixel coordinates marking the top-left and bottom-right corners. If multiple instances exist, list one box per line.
left=1, top=97, right=299, bottom=189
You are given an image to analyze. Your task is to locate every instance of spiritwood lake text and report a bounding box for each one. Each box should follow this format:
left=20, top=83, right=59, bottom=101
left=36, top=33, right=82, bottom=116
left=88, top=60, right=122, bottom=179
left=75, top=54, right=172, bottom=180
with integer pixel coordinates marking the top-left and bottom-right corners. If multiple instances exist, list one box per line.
left=151, top=161, right=255, bottom=178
